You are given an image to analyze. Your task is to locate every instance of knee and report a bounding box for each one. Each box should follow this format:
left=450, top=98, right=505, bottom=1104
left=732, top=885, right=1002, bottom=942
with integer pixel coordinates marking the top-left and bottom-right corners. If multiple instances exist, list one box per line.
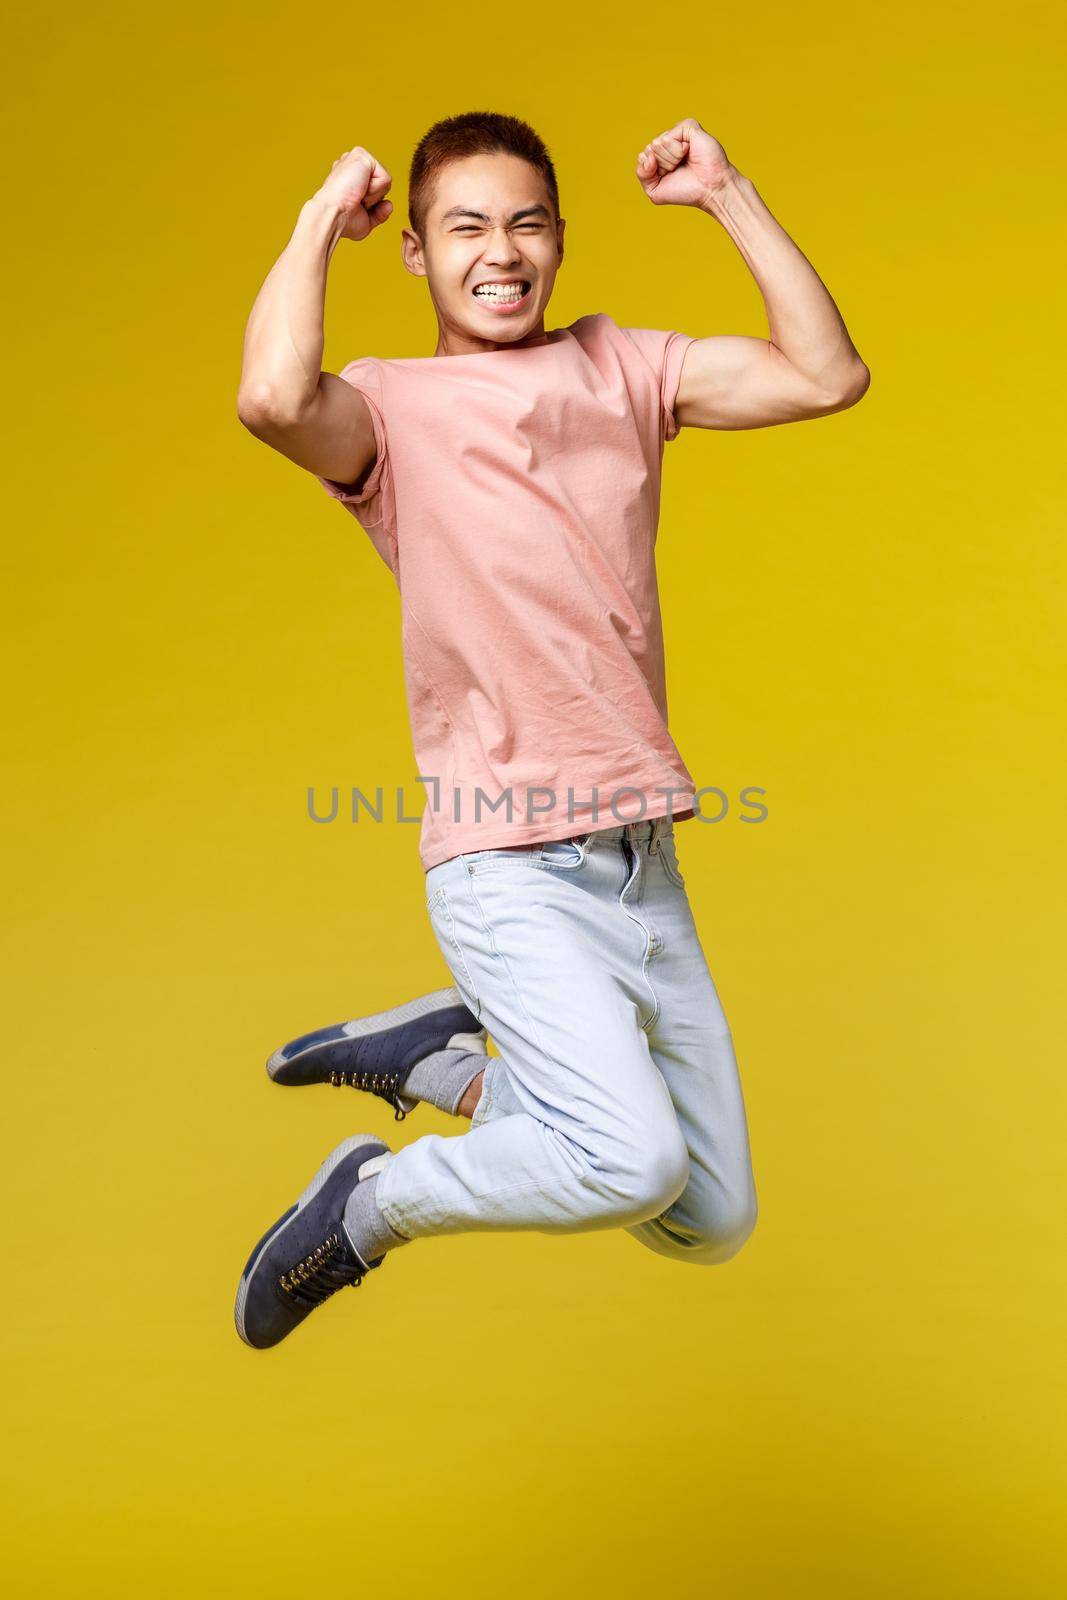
left=687, top=1190, right=759, bottom=1266
left=591, top=1117, right=690, bottom=1227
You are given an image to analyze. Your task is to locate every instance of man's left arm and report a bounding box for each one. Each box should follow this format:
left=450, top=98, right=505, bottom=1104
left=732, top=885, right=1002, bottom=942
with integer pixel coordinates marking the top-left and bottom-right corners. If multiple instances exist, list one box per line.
left=636, top=119, right=871, bottom=429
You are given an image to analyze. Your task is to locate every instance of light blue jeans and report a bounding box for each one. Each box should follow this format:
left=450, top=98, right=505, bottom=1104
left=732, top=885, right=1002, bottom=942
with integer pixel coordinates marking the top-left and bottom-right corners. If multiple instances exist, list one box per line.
left=374, top=818, right=758, bottom=1265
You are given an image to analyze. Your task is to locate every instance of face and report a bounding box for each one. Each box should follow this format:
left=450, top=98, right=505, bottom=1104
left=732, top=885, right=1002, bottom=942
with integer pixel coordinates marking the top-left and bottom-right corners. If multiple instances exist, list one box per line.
left=402, top=152, right=566, bottom=355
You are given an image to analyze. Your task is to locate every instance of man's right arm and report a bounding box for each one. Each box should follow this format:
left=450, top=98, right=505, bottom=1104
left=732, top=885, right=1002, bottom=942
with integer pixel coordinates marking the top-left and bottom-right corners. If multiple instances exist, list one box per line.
left=236, top=148, right=394, bottom=490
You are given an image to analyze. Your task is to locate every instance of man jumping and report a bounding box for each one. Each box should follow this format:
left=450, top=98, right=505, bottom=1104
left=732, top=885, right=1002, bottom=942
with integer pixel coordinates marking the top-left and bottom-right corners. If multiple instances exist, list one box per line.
left=234, top=111, right=870, bottom=1349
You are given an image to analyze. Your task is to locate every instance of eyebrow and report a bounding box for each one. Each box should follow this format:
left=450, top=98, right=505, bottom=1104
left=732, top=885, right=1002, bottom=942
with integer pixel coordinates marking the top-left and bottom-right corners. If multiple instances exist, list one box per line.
left=439, top=204, right=551, bottom=225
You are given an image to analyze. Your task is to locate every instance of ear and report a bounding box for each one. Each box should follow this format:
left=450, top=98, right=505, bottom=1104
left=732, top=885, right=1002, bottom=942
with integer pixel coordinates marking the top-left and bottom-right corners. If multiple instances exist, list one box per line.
left=401, top=226, right=427, bottom=278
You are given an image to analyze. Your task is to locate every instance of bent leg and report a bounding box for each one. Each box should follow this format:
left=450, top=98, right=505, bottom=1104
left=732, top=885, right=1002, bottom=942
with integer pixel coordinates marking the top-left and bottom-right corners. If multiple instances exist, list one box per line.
left=375, top=850, right=689, bottom=1243
left=476, top=1011, right=756, bottom=1265
left=471, top=837, right=758, bottom=1265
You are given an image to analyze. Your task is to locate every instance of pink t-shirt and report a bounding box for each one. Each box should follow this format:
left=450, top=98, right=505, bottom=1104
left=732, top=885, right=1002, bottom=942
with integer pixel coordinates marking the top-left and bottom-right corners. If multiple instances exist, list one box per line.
left=316, top=310, right=699, bottom=873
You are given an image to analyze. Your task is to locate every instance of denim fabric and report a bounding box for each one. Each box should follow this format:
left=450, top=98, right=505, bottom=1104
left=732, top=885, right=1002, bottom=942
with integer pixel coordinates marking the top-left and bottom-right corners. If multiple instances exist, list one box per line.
left=374, top=819, right=758, bottom=1265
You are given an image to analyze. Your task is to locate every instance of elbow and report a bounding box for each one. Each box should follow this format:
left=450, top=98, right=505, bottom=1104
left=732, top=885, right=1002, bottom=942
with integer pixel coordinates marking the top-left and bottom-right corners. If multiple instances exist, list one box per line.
left=840, top=362, right=872, bottom=406
left=236, top=382, right=311, bottom=433
left=237, top=384, right=277, bottom=434
left=812, top=363, right=871, bottom=417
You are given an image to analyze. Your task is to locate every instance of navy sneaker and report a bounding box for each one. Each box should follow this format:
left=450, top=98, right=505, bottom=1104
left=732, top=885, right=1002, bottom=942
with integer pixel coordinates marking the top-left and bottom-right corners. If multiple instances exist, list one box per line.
left=266, top=985, right=486, bottom=1120
left=235, top=1134, right=391, bottom=1350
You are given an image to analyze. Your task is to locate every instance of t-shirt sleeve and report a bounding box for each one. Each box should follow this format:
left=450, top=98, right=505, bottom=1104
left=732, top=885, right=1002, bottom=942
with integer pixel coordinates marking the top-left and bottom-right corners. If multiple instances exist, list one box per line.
left=614, top=323, right=697, bottom=443
left=315, top=358, right=398, bottom=573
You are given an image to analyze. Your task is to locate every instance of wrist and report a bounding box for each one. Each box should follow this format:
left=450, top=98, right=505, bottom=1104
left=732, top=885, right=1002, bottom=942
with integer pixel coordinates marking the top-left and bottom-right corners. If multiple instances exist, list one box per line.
left=698, top=165, right=747, bottom=217
left=298, top=194, right=349, bottom=247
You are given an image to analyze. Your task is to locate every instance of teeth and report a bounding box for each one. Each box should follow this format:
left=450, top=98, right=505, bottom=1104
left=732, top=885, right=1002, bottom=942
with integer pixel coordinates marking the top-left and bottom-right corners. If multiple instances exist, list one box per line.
left=474, top=283, right=527, bottom=301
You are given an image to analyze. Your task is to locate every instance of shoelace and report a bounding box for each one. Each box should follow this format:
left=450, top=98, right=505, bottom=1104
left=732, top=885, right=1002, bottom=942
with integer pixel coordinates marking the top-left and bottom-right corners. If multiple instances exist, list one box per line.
left=328, top=1067, right=408, bottom=1121
left=277, top=1231, right=368, bottom=1307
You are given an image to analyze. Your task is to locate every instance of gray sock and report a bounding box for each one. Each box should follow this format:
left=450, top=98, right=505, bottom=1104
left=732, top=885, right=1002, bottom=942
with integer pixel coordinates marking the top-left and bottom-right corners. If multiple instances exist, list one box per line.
left=342, top=1170, right=409, bottom=1267
left=399, top=1048, right=487, bottom=1116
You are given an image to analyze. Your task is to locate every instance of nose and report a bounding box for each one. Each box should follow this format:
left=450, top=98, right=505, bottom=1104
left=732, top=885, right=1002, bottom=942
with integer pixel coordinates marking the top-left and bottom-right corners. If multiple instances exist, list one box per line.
left=482, top=226, right=521, bottom=266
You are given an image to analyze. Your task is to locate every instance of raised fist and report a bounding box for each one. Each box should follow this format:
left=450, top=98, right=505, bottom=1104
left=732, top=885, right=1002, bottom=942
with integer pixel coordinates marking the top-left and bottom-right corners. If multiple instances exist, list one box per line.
left=635, top=119, right=734, bottom=208
left=316, top=147, right=394, bottom=242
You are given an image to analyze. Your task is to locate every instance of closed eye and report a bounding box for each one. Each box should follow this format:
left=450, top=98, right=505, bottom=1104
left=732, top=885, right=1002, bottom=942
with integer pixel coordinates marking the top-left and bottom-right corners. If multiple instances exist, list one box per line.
left=452, top=224, right=544, bottom=234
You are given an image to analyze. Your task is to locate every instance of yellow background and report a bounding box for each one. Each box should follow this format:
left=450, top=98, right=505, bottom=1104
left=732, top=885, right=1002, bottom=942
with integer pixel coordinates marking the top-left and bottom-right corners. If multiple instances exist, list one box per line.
left=3, top=2, right=1065, bottom=1593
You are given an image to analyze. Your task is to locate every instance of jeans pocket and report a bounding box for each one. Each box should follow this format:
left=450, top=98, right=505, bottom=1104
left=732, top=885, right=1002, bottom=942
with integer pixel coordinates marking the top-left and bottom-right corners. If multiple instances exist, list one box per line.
left=426, top=886, right=481, bottom=1018
left=538, top=836, right=588, bottom=870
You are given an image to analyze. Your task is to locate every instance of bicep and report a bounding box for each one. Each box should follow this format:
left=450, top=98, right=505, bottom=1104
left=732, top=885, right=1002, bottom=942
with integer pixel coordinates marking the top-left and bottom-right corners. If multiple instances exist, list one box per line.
left=241, top=370, right=379, bottom=490
left=673, top=335, right=857, bottom=430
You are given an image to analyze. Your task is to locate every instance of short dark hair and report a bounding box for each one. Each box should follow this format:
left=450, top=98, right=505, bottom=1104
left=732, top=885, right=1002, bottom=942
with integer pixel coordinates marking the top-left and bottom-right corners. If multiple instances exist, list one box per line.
left=408, top=111, right=560, bottom=239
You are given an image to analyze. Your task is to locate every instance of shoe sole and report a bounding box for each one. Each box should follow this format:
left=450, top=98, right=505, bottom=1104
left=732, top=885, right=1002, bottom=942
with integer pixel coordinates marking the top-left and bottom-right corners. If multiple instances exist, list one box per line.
left=266, top=985, right=487, bottom=1080
left=234, top=1133, right=386, bottom=1348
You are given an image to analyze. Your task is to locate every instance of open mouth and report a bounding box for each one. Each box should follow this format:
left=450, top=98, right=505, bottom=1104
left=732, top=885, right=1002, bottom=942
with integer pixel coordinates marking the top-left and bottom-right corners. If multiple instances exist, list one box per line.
left=471, top=280, right=532, bottom=313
